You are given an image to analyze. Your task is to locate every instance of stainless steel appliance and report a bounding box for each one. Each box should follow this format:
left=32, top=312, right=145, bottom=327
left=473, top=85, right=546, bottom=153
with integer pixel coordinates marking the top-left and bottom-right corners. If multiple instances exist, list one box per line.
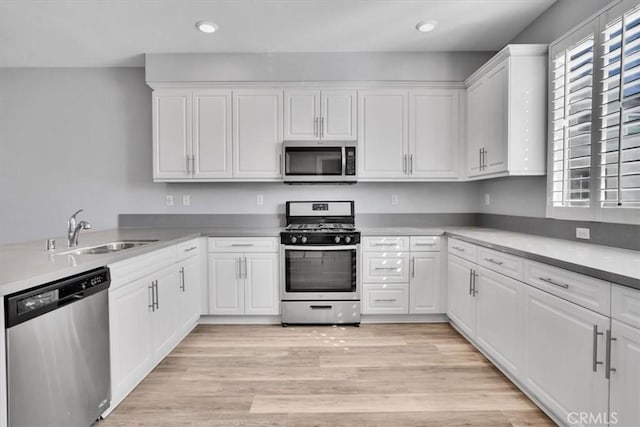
left=280, top=201, right=360, bottom=325
left=5, top=267, right=111, bottom=427
left=283, top=141, right=357, bottom=183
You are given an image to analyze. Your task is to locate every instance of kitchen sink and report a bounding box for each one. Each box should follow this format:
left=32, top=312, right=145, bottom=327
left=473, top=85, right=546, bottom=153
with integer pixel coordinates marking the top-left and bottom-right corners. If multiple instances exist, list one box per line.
left=58, top=240, right=158, bottom=255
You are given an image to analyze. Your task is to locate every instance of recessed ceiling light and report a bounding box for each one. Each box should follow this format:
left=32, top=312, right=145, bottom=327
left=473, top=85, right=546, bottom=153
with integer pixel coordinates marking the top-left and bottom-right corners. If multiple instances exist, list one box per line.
left=196, top=21, right=218, bottom=34
left=416, top=20, right=438, bottom=33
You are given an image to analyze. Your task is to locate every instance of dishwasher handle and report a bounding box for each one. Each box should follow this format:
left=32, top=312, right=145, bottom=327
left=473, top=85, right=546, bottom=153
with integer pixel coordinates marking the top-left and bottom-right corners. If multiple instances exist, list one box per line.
left=5, top=267, right=110, bottom=328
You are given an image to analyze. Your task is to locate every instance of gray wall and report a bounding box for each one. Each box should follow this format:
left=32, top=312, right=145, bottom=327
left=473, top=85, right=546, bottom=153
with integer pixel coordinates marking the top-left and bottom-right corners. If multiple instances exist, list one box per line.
left=0, top=67, right=481, bottom=244
left=145, top=52, right=493, bottom=83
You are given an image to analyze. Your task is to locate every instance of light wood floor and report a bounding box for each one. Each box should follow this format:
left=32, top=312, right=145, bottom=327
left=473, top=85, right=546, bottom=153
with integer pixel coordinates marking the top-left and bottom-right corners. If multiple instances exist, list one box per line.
left=101, top=323, right=556, bottom=426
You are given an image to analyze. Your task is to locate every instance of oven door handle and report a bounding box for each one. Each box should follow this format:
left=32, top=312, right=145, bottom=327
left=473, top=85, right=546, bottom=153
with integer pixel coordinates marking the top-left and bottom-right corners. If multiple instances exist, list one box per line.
left=283, top=245, right=358, bottom=251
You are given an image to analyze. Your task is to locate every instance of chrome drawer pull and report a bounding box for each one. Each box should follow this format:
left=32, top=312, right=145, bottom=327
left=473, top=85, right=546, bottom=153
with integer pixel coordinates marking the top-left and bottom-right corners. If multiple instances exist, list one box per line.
left=231, top=243, right=254, bottom=247
left=375, top=267, right=399, bottom=270
left=374, top=299, right=397, bottom=302
left=605, top=329, right=617, bottom=379
left=373, top=243, right=399, bottom=246
left=485, top=258, right=503, bottom=265
left=415, top=243, right=436, bottom=246
left=593, top=325, right=604, bottom=372
left=539, top=277, right=569, bottom=289
left=184, top=246, right=197, bottom=252
left=452, top=246, right=465, bottom=252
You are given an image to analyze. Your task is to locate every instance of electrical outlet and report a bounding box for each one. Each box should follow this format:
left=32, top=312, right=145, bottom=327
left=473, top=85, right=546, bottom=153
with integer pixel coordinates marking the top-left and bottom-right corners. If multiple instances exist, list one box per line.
left=576, top=227, right=590, bottom=240
left=256, top=194, right=264, bottom=206
left=182, top=194, right=190, bottom=206
left=391, top=194, right=399, bottom=205
left=485, top=193, right=491, bottom=205
left=165, top=195, right=174, bottom=207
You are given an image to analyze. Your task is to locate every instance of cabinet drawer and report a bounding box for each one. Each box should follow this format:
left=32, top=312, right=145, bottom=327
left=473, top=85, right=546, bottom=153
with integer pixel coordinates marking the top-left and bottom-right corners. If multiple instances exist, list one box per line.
left=362, top=253, right=410, bottom=283
left=447, top=238, right=477, bottom=263
left=524, top=260, right=611, bottom=316
left=176, top=238, right=200, bottom=261
left=410, top=236, right=441, bottom=251
left=208, top=237, right=278, bottom=253
left=612, top=284, right=640, bottom=329
left=109, top=246, right=177, bottom=290
left=477, top=246, right=523, bottom=281
left=362, top=284, right=409, bottom=314
left=362, top=236, right=409, bottom=251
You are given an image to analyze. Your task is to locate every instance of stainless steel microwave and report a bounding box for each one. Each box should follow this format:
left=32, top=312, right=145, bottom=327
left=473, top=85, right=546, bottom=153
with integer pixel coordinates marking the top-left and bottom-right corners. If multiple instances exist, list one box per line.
left=282, top=141, right=357, bottom=184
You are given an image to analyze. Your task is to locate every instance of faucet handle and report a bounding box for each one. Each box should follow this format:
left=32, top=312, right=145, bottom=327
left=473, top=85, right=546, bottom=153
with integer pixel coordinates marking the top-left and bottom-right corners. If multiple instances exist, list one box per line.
left=70, top=209, right=84, bottom=220
left=79, top=220, right=92, bottom=230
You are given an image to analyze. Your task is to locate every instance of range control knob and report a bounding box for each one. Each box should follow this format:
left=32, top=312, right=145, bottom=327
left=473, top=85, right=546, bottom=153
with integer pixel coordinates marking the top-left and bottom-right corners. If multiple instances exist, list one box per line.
left=290, top=236, right=297, bottom=244
left=344, top=236, right=352, bottom=244
left=301, top=236, right=308, bottom=244
left=334, top=236, right=341, bottom=244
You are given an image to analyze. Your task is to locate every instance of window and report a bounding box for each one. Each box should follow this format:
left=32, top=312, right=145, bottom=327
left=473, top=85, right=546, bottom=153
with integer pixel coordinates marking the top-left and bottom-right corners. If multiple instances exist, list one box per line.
left=548, top=0, right=640, bottom=224
left=599, top=5, right=640, bottom=208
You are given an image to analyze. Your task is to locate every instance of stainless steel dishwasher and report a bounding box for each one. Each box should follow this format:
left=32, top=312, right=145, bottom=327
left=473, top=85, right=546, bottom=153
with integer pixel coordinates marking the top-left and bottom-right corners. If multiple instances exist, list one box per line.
left=5, top=267, right=112, bottom=427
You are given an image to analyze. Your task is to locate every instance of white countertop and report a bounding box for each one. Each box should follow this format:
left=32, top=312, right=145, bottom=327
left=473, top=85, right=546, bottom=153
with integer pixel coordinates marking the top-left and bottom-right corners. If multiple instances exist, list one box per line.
left=1, top=225, right=638, bottom=296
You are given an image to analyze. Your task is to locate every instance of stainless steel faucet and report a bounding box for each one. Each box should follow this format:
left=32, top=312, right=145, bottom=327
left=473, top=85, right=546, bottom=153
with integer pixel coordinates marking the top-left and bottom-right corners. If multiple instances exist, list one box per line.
left=67, top=209, right=92, bottom=247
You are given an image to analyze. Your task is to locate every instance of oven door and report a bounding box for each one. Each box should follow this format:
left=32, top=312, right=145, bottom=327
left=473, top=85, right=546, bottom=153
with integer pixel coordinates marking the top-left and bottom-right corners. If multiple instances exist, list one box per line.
left=281, top=245, right=359, bottom=301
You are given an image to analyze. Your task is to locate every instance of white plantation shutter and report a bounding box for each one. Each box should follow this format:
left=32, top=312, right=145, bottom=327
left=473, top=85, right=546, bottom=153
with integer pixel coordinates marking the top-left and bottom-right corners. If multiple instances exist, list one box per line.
left=551, top=35, right=595, bottom=207
left=599, top=5, right=640, bottom=208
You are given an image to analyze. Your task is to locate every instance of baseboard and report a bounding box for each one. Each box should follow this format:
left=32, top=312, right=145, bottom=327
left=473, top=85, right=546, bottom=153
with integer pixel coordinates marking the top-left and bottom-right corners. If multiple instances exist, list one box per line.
left=361, top=313, right=448, bottom=323
left=198, top=315, right=282, bottom=325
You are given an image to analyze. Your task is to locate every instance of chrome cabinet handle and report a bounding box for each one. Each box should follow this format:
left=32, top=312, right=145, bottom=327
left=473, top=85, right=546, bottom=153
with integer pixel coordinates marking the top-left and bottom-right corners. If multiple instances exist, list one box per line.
left=605, top=329, right=617, bottom=379
left=539, top=277, right=569, bottom=289
left=593, top=325, right=604, bottom=372
left=469, top=269, right=473, bottom=296
left=320, top=117, right=324, bottom=138
left=452, top=246, right=465, bottom=252
left=373, top=243, right=399, bottom=247
left=179, top=267, right=185, bottom=292
left=237, top=257, right=242, bottom=279
left=243, top=256, right=248, bottom=279
left=231, top=243, right=254, bottom=247
left=185, top=155, right=190, bottom=175
left=472, top=271, right=478, bottom=296
left=409, top=154, right=413, bottom=175
left=314, top=117, right=318, bottom=137
left=148, top=283, right=155, bottom=311
left=415, top=242, right=436, bottom=246
left=374, top=299, right=397, bottom=302
left=485, top=258, right=503, bottom=266
left=184, top=246, right=197, bottom=252
left=191, top=154, right=195, bottom=175
left=478, top=148, right=482, bottom=170
left=411, top=256, right=416, bottom=278
left=279, top=154, right=283, bottom=174
left=375, top=267, right=399, bottom=270
left=403, top=154, right=407, bottom=174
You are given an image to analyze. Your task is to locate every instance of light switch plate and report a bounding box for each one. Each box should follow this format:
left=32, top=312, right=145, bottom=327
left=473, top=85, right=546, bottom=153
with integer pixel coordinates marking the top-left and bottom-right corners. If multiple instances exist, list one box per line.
left=182, top=194, right=190, bottom=206
left=257, top=194, right=264, bottom=206
left=484, top=193, right=490, bottom=205
left=165, top=195, right=174, bottom=207
left=576, top=227, right=590, bottom=240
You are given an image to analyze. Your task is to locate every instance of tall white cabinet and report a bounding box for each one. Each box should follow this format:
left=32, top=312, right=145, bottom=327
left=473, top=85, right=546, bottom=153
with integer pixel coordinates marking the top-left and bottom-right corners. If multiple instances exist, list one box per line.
left=284, top=89, right=356, bottom=141
left=464, top=44, right=547, bottom=178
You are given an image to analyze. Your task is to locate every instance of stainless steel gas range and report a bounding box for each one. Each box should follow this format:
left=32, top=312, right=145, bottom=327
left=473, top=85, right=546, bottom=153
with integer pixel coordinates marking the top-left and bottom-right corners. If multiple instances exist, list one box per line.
left=280, top=201, right=361, bottom=326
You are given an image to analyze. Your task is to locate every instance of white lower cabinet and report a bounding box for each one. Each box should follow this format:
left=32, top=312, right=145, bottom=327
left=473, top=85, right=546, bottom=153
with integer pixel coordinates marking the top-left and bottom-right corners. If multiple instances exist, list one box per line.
left=522, top=284, right=610, bottom=426
left=409, top=252, right=441, bottom=314
left=609, top=319, right=640, bottom=427
left=150, top=266, right=181, bottom=363
left=177, top=254, right=201, bottom=334
left=474, top=266, right=523, bottom=376
left=207, top=238, right=280, bottom=316
left=447, top=254, right=476, bottom=336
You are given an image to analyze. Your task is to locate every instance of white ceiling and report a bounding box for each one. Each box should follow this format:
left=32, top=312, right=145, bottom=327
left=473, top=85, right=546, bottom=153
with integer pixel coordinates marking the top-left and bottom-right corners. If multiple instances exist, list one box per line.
left=0, top=0, right=556, bottom=67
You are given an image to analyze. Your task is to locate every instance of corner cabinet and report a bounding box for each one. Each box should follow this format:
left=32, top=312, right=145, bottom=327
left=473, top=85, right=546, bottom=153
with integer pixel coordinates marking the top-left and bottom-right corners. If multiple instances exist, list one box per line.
left=464, top=45, right=547, bottom=179
left=358, top=89, right=462, bottom=180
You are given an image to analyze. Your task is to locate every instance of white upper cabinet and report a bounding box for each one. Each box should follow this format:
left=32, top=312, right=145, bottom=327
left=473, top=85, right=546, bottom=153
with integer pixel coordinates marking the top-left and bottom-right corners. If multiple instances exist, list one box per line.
left=465, top=45, right=547, bottom=179
left=409, top=89, right=461, bottom=179
left=153, top=89, right=191, bottom=180
left=284, top=89, right=356, bottom=141
left=358, top=90, right=409, bottom=179
left=192, top=89, right=232, bottom=178
left=233, top=89, right=283, bottom=179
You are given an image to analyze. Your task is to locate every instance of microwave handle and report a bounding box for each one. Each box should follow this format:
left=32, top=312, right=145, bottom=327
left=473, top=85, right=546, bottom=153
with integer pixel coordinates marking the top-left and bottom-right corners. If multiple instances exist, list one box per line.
left=342, top=146, right=346, bottom=176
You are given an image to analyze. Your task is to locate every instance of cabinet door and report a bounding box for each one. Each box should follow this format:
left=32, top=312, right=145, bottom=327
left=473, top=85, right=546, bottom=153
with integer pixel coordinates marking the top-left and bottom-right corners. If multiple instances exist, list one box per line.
left=409, top=252, right=441, bottom=314
left=446, top=255, right=475, bottom=337
left=484, top=62, right=508, bottom=174
left=466, top=80, right=485, bottom=177
left=109, top=277, right=152, bottom=404
left=358, top=90, right=408, bottom=178
left=409, top=90, right=460, bottom=179
left=178, top=256, right=201, bottom=331
left=522, top=285, right=609, bottom=425
left=244, top=252, right=280, bottom=315
left=208, top=253, right=244, bottom=315
left=321, top=90, right=357, bottom=141
left=233, top=89, right=283, bottom=178
left=192, top=89, right=232, bottom=178
left=284, top=90, right=320, bottom=141
left=152, top=89, right=191, bottom=180
left=474, top=267, right=523, bottom=376
left=609, top=320, right=640, bottom=427
left=150, top=266, right=181, bottom=363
